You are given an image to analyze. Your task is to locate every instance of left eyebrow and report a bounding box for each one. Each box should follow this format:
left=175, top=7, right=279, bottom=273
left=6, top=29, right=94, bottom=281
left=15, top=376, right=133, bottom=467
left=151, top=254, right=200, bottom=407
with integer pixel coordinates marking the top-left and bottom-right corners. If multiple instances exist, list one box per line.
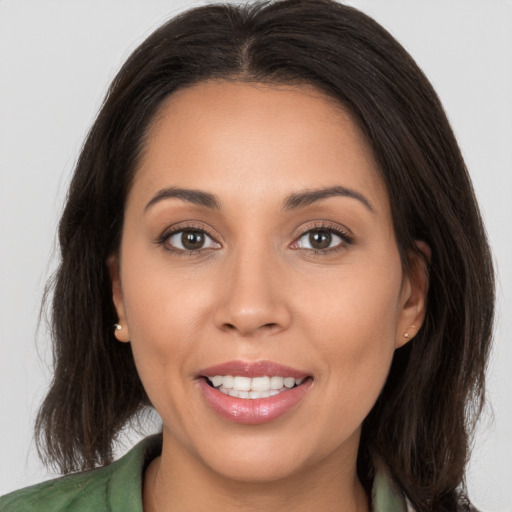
left=282, top=186, right=374, bottom=213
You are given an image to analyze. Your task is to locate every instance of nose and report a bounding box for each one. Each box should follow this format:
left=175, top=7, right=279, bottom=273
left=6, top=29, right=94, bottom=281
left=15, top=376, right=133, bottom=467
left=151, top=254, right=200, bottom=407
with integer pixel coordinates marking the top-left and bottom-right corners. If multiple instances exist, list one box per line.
left=213, top=248, right=292, bottom=338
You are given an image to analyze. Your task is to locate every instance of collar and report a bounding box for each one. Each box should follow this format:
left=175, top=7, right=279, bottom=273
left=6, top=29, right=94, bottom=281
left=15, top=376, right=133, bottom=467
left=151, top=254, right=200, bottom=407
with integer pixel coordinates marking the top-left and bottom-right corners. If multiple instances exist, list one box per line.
left=372, top=461, right=414, bottom=512
left=115, top=435, right=414, bottom=511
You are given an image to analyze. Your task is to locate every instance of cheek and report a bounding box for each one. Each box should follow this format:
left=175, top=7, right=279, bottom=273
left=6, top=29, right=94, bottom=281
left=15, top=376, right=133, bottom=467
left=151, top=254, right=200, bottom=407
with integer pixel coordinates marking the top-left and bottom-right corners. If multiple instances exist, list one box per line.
left=121, top=228, right=213, bottom=337
left=118, top=249, right=213, bottom=403
left=295, top=258, right=402, bottom=418
left=296, top=254, right=402, bottom=350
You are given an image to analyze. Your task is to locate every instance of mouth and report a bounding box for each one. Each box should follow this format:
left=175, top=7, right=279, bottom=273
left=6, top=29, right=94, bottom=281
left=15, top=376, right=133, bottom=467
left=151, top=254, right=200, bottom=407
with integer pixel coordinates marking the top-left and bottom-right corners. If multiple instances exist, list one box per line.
left=197, top=360, right=313, bottom=424
left=204, top=375, right=306, bottom=399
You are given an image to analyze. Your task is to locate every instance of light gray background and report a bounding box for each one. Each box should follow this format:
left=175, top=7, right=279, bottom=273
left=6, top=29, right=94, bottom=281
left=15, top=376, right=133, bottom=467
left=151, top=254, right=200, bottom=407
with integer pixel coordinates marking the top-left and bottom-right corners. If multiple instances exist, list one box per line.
left=1, top=1, right=511, bottom=510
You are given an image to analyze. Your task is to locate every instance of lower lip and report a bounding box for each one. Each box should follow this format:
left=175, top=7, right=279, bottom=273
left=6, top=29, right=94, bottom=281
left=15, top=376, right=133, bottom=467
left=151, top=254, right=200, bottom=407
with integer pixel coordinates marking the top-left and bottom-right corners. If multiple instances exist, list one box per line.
left=198, top=378, right=313, bottom=424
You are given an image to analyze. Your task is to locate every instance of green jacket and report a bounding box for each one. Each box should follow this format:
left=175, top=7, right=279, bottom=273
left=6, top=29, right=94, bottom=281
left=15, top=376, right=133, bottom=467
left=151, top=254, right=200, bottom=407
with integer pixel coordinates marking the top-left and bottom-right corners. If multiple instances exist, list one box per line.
left=0, top=435, right=411, bottom=511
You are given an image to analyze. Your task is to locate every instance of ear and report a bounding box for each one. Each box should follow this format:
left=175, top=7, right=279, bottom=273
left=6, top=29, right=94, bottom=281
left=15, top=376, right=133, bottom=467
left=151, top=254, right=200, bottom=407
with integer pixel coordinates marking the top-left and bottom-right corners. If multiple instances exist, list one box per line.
left=395, top=240, right=430, bottom=348
left=107, top=254, right=131, bottom=343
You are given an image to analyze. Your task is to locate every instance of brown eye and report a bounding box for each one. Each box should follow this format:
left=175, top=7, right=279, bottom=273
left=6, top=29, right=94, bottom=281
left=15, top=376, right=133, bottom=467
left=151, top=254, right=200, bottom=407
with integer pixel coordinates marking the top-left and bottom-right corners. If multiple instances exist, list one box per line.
left=181, top=231, right=205, bottom=250
left=165, top=229, right=219, bottom=252
left=308, top=230, right=332, bottom=250
left=292, top=227, right=348, bottom=252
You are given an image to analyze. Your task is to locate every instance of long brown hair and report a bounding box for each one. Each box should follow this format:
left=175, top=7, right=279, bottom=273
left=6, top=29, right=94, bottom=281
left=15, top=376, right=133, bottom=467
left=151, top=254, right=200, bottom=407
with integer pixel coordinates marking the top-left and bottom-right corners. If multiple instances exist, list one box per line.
left=36, top=1, right=494, bottom=510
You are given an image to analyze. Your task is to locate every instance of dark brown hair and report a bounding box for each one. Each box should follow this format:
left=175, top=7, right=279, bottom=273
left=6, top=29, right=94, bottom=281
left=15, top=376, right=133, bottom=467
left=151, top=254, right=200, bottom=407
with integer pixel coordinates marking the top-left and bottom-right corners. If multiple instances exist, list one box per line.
left=36, top=1, right=494, bottom=510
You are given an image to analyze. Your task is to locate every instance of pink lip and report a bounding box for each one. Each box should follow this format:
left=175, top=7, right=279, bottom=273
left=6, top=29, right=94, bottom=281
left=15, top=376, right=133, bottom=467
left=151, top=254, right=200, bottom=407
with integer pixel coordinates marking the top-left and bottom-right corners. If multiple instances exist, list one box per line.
left=199, top=360, right=309, bottom=379
left=197, top=360, right=312, bottom=424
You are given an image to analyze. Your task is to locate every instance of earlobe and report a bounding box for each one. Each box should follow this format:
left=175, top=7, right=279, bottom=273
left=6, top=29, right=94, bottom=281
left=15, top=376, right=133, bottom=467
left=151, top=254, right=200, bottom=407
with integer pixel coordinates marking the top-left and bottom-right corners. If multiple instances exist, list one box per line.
left=107, top=254, right=131, bottom=343
left=395, top=241, right=430, bottom=348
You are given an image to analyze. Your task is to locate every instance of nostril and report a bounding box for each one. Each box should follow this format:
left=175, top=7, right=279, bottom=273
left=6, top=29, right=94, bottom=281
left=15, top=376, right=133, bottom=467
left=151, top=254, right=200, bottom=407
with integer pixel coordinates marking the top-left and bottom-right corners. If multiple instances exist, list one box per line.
left=221, top=321, right=279, bottom=334
left=220, top=318, right=282, bottom=336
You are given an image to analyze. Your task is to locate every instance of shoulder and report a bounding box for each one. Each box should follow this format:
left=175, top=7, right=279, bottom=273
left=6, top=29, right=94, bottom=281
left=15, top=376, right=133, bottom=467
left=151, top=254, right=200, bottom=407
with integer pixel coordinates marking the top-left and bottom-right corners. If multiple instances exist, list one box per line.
left=0, top=467, right=115, bottom=512
left=0, top=435, right=162, bottom=512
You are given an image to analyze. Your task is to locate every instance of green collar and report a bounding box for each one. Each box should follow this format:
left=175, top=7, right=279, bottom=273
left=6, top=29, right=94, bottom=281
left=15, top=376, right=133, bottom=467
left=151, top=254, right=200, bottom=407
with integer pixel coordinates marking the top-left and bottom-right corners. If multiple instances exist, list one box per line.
left=121, top=435, right=411, bottom=512
left=372, top=461, right=410, bottom=511
left=0, top=434, right=412, bottom=511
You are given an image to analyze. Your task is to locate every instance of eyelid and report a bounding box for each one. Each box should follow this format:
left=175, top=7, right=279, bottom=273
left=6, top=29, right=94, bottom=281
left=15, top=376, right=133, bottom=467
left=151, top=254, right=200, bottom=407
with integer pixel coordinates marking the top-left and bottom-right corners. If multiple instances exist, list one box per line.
left=290, top=221, right=354, bottom=252
left=294, top=221, right=353, bottom=241
left=155, top=220, right=352, bottom=255
left=156, top=222, right=222, bottom=253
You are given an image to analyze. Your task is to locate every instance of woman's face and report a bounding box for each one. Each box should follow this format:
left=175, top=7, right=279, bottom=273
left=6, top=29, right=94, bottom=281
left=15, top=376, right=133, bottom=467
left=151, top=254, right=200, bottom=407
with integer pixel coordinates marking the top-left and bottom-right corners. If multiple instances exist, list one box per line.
left=111, top=81, right=426, bottom=482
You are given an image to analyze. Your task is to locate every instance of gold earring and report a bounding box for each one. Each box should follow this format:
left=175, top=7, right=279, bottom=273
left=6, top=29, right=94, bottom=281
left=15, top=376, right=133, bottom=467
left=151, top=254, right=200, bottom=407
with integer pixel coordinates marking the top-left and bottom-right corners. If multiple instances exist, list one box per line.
left=114, top=323, right=122, bottom=332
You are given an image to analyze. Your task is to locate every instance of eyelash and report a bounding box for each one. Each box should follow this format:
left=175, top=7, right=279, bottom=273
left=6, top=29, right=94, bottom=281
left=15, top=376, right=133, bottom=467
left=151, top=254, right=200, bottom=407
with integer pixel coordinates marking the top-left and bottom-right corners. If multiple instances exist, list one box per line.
left=156, top=223, right=218, bottom=256
left=292, top=222, right=353, bottom=256
left=156, top=222, right=353, bottom=256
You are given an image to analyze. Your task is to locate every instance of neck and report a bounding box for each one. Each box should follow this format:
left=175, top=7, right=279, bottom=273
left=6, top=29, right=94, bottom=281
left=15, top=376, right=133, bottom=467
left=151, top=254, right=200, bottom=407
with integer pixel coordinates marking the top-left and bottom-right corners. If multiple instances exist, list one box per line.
left=143, top=431, right=370, bottom=512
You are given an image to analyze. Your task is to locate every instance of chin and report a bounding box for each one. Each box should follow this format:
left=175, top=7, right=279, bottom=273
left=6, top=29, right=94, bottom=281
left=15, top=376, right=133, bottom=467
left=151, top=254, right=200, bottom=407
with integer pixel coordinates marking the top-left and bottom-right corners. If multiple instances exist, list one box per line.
left=204, top=449, right=310, bottom=483
left=191, top=426, right=356, bottom=484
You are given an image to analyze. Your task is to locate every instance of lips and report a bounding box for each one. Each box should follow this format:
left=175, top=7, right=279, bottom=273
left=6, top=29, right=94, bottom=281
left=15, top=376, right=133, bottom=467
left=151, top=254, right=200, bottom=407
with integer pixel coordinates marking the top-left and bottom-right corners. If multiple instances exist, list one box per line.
left=197, top=360, right=313, bottom=424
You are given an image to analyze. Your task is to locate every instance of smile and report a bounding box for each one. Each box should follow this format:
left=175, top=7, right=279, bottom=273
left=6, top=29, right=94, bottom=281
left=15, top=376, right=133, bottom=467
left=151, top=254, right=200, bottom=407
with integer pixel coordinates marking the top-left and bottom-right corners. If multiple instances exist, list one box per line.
left=198, top=360, right=313, bottom=424
left=206, top=375, right=305, bottom=399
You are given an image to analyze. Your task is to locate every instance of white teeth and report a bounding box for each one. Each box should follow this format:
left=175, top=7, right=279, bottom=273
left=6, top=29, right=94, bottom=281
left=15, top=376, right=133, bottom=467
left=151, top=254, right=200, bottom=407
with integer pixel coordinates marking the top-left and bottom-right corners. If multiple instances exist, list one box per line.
left=270, top=376, right=284, bottom=389
left=218, top=386, right=289, bottom=399
left=251, top=376, right=270, bottom=391
left=283, top=377, right=295, bottom=388
left=223, top=375, right=234, bottom=389
left=207, top=375, right=307, bottom=399
left=233, top=376, right=251, bottom=391
left=211, top=375, right=224, bottom=387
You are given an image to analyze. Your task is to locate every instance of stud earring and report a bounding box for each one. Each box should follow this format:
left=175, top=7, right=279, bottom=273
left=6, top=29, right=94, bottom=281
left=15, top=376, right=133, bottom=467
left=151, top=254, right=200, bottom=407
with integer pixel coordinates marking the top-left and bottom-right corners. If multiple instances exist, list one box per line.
left=404, top=325, right=416, bottom=338
left=114, top=323, right=122, bottom=332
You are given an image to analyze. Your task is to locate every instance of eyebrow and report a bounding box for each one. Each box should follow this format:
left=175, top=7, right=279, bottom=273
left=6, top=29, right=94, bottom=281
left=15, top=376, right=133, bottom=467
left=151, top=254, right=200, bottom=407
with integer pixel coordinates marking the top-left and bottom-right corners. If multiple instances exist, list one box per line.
left=145, top=187, right=220, bottom=211
left=283, top=186, right=374, bottom=213
left=145, top=185, right=374, bottom=214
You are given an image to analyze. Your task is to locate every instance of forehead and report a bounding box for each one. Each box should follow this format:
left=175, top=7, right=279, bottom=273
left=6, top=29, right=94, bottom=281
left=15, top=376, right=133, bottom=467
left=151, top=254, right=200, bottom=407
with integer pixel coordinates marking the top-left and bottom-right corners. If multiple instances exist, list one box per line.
left=130, top=80, right=389, bottom=215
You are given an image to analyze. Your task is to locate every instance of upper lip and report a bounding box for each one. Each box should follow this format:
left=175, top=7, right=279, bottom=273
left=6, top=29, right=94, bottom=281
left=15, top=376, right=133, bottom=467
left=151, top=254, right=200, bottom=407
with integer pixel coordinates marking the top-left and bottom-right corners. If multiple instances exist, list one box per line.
left=199, top=360, right=310, bottom=379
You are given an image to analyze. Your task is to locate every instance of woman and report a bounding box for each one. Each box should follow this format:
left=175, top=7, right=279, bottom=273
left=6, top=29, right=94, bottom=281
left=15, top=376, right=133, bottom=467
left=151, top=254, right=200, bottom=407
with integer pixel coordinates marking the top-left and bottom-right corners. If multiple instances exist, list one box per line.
left=0, top=0, right=494, bottom=510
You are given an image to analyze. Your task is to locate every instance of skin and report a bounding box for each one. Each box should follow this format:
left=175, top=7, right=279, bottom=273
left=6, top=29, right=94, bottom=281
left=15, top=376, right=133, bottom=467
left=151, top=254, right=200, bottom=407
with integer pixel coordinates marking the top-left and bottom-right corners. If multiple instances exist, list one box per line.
left=109, top=81, right=428, bottom=512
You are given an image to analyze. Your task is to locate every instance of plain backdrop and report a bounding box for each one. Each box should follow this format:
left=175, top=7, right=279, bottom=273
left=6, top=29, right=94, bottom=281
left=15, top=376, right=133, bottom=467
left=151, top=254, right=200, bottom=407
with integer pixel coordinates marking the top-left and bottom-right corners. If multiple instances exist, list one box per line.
left=0, top=1, right=511, bottom=510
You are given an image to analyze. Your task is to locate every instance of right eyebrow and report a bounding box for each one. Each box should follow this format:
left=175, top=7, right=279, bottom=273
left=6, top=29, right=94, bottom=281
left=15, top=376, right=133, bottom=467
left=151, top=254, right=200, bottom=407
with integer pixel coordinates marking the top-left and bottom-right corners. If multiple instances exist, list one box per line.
left=144, top=187, right=221, bottom=212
